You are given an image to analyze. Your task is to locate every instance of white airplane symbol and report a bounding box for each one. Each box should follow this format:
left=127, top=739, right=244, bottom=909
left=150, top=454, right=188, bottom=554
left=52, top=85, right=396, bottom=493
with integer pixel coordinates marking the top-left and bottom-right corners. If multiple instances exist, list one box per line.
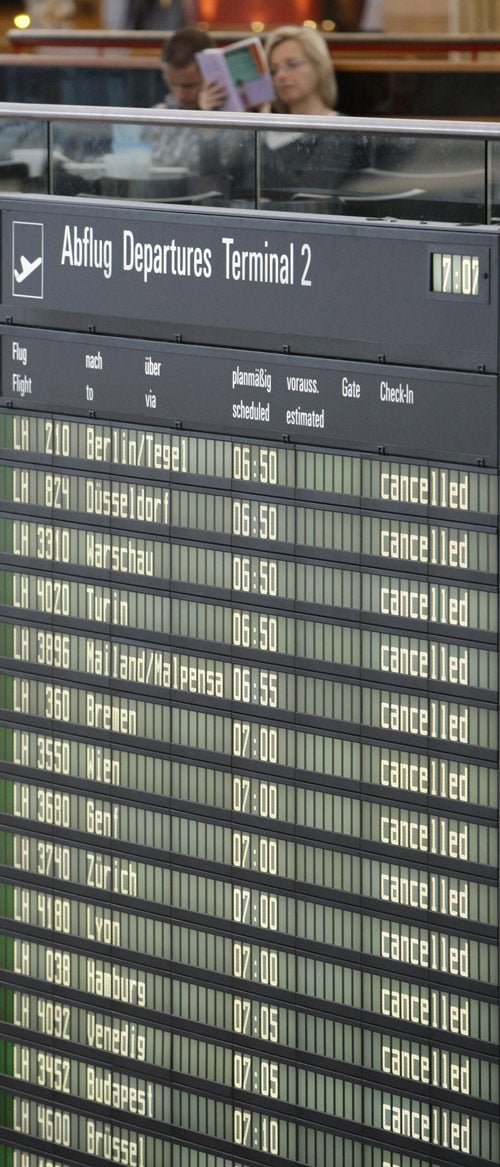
left=14, top=254, right=43, bottom=284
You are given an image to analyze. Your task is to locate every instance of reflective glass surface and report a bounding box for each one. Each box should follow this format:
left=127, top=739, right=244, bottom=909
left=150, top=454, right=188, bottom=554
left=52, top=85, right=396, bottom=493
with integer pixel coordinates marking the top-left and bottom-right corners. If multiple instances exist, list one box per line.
left=257, top=127, right=370, bottom=214
left=0, top=117, right=49, bottom=194
left=0, top=112, right=491, bottom=223
left=257, top=130, right=487, bottom=222
left=487, top=139, right=500, bottom=225
left=51, top=118, right=255, bottom=207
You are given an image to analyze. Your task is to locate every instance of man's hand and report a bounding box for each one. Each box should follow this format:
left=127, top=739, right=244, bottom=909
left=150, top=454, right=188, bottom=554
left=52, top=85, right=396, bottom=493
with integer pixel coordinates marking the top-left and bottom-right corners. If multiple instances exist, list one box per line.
left=198, top=79, right=228, bottom=110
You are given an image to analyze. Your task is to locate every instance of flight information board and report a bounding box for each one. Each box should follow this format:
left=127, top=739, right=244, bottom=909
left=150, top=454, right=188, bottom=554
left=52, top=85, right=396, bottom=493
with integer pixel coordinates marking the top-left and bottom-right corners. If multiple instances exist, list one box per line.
left=0, top=195, right=497, bottom=1167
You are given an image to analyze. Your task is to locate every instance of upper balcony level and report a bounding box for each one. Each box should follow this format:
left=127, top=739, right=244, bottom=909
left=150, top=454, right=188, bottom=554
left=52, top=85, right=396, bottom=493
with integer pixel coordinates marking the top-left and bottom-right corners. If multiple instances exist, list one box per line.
left=5, top=30, right=500, bottom=118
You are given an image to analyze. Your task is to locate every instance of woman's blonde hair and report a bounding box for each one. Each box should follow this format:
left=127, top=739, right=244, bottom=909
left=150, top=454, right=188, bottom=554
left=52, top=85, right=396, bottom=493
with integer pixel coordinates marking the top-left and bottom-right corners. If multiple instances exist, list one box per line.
left=265, top=25, right=337, bottom=112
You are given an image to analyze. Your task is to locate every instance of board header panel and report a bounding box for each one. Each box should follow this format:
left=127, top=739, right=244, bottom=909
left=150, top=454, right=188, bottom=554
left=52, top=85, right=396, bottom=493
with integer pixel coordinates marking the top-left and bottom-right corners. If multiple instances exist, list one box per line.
left=1, top=327, right=497, bottom=464
left=0, top=197, right=498, bottom=372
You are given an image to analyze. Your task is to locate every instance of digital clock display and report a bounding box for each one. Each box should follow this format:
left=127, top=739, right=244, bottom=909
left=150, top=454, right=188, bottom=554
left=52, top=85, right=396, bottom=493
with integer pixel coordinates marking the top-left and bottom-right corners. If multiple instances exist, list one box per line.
left=431, top=251, right=481, bottom=296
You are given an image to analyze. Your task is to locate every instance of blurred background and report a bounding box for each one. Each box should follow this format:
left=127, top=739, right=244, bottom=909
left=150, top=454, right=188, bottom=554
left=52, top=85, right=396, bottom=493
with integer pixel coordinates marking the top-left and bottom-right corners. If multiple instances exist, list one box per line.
left=0, top=0, right=499, bottom=47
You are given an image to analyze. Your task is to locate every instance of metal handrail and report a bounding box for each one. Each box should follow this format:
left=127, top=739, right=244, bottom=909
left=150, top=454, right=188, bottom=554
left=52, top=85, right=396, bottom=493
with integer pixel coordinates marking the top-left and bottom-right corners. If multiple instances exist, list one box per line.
left=1, top=101, right=500, bottom=137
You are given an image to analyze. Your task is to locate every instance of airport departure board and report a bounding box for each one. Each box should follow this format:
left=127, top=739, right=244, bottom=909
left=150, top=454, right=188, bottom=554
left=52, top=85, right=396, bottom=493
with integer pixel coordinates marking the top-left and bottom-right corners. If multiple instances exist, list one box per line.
left=0, top=196, right=497, bottom=1167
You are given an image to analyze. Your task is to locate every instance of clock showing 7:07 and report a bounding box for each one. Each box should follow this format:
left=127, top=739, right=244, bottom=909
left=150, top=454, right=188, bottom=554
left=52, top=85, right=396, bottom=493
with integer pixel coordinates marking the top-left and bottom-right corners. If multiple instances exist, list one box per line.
left=430, top=249, right=489, bottom=298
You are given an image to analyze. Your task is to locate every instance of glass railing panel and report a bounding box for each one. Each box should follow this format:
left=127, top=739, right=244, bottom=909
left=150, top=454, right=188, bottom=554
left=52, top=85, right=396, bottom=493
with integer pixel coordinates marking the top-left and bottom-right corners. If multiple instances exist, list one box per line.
left=0, top=117, right=49, bottom=194
left=486, top=138, right=500, bottom=225
left=344, top=133, right=486, bottom=223
left=51, top=118, right=114, bottom=198
left=257, top=127, right=369, bottom=214
left=0, top=109, right=485, bottom=224
left=257, top=128, right=487, bottom=222
left=50, top=117, right=256, bottom=207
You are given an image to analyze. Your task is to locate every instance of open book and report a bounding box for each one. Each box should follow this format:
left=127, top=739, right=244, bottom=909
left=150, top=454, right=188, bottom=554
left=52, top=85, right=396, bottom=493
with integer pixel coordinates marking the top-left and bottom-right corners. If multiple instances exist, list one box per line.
left=196, top=36, right=275, bottom=112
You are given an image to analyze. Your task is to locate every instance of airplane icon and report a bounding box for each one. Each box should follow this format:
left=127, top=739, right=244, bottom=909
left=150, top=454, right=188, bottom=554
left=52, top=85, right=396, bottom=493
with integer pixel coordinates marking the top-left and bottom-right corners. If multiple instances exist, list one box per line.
left=12, top=221, right=44, bottom=299
left=14, top=254, right=43, bottom=284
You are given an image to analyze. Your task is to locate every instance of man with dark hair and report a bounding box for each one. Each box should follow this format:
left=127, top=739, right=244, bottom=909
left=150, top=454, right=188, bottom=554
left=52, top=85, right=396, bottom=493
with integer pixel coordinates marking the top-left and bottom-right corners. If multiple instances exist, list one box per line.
left=141, top=27, right=247, bottom=200
left=160, top=26, right=212, bottom=110
left=125, top=0, right=198, bottom=30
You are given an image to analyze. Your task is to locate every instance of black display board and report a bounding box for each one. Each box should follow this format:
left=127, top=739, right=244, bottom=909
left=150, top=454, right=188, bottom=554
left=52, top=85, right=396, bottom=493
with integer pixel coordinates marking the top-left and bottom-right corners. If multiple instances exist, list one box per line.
left=0, top=196, right=497, bottom=1167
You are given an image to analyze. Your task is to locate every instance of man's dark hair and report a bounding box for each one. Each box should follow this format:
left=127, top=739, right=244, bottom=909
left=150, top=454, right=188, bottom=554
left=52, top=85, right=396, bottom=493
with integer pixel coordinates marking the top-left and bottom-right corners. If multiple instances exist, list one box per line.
left=161, top=28, right=212, bottom=68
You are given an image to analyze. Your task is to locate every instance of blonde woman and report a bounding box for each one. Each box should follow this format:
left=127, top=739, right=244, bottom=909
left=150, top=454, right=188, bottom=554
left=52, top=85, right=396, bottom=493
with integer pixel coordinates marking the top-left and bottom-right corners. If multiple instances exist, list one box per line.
left=265, top=24, right=337, bottom=115
left=261, top=25, right=357, bottom=201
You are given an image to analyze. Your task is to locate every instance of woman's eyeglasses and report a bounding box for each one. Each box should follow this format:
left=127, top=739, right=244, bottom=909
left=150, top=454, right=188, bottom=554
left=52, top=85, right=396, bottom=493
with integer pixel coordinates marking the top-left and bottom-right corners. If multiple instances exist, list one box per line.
left=269, top=58, right=307, bottom=77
